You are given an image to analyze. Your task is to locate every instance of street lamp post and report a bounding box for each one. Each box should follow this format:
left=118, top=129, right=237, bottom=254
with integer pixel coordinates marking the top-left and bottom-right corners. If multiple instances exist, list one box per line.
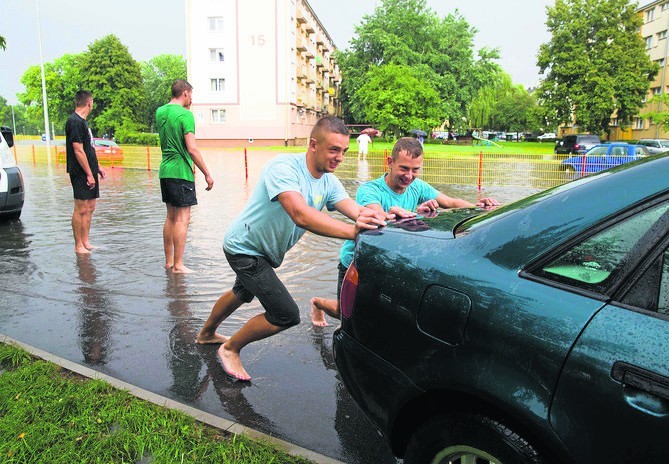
left=36, top=0, right=51, bottom=167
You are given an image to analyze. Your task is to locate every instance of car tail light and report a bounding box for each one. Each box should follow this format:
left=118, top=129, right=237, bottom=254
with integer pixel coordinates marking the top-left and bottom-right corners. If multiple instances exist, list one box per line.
left=339, top=263, right=359, bottom=319
left=574, top=144, right=581, bottom=150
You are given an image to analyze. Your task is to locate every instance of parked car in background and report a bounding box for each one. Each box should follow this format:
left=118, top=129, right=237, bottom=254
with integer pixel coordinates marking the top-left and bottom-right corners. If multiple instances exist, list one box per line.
left=92, top=138, right=123, bottom=161
left=0, top=126, right=24, bottom=220
left=537, top=132, right=557, bottom=141
left=561, top=143, right=649, bottom=177
left=333, top=153, right=669, bottom=463
left=554, top=133, right=601, bottom=155
left=636, top=138, right=669, bottom=154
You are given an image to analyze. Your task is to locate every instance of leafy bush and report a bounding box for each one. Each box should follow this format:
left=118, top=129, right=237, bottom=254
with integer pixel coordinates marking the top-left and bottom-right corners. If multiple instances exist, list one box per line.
left=115, top=130, right=160, bottom=146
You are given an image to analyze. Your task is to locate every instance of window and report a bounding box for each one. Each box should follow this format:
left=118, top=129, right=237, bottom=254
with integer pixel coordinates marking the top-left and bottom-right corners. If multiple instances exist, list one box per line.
left=210, top=78, right=225, bottom=92
left=208, top=16, right=224, bottom=32
left=653, top=86, right=662, bottom=96
left=536, top=202, right=669, bottom=291
left=662, top=2, right=669, bottom=11
left=656, top=58, right=666, bottom=68
left=211, top=109, right=226, bottom=123
left=209, top=48, right=225, bottom=62
left=646, top=36, right=654, bottom=49
left=611, top=118, right=619, bottom=126
left=621, top=238, right=669, bottom=313
left=646, top=8, right=655, bottom=23
left=659, top=30, right=668, bottom=40
left=635, top=118, right=645, bottom=130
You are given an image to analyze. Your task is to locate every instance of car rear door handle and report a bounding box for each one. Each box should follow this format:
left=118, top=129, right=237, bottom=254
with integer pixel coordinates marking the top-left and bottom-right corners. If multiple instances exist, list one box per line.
left=611, top=361, right=669, bottom=402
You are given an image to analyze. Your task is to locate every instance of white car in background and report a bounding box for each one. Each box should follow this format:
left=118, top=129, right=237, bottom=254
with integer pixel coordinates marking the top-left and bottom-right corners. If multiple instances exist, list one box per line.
left=0, top=126, right=24, bottom=220
left=636, top=138, right=669, bottom=154
left=537, top=132, right=557, bottom=141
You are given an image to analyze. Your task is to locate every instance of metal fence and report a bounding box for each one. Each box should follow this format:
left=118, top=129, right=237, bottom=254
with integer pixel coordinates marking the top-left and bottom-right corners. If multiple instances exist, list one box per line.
left=12, top=145, right=571, bottom=190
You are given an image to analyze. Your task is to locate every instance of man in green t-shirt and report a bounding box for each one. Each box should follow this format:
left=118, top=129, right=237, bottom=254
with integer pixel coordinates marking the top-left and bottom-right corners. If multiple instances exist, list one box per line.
left=157, top=79, right=214, bottom=273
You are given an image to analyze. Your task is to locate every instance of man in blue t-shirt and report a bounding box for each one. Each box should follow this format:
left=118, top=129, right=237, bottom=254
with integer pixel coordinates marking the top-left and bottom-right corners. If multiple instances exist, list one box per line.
left=196, top=116, right=389, bottom=381
left=310, top=137, right=499, bottom=325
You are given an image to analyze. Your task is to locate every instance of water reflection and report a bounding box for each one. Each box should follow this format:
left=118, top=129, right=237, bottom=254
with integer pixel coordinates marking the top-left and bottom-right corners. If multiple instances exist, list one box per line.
left=75, top=254, right=114, bottom=365
left=164, top=272, right=277, bottom=434
left=309, top=328, right=401, bottom=463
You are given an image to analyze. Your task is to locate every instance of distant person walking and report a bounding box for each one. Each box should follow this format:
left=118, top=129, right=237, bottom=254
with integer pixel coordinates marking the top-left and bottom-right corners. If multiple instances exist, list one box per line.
left=196, top=116, right=389, bottom=381
left=157, top=79, right=214, bottom=273
left=356, top=132, right=372, bottom=160
left=66, top=90, right=106, bottom=254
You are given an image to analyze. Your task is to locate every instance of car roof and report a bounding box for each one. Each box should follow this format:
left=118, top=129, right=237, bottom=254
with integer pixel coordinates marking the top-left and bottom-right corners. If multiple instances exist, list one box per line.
left=452, top=153, right=669, bottom=267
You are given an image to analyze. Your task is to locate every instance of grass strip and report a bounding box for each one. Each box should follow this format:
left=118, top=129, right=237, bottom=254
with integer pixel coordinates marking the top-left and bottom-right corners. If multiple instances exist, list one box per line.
left=0, top=342, right=313, bottom=464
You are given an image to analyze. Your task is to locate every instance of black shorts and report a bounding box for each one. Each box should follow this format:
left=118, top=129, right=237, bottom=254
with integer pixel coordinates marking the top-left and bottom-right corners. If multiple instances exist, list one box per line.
left=160, top=178, right=197, bottom=207
left=224, top=250, right=300, bottom=328
left=69, top=172, right=99, bottom=200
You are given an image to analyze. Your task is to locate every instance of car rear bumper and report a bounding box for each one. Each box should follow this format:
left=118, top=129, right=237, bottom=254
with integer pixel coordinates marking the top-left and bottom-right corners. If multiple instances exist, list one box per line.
left=0, top=167, right=24, bottom=214
left=333, top=328, right=423, bottom=448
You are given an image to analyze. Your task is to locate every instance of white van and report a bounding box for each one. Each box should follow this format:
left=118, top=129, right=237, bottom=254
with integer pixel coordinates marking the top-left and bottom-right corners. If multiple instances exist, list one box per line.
left=0, top=126, right=24, bottom=219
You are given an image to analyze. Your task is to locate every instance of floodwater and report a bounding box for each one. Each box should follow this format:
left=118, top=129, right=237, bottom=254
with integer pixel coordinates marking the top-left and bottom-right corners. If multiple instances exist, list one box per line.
left=0, top=151, right=534, bottom=464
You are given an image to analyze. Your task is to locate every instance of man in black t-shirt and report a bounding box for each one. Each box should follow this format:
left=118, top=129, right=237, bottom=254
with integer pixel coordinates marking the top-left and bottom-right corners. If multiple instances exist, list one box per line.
left=65, top=90, right=106, bottom=254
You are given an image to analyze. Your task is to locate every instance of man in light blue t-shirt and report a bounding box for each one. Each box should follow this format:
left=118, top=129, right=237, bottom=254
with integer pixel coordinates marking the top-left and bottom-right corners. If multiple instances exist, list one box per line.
left=196, top=117, right=389, bottom=381
left=310, top=137, right=499, bottom=325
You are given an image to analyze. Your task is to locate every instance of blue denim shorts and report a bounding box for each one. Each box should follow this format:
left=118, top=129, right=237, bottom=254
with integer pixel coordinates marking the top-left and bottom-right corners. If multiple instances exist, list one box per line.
left=224, top=250, right=300, bottom=328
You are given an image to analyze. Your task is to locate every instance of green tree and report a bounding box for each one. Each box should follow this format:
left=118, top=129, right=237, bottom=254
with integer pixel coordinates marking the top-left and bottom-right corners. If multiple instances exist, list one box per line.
left=537, top=0, right=658, bottom=136
left=80, top=35, right=146, bottom=136
left=0, top=97, right=40, bottom=135
left=644, top=94, right=669, bottom=130
left=141, top=54, right=187, bottom=132
left=0, top=36, right=6, bottom=50
left=491, top=88, right=541, bottom=132
left=357, top=64, right=443, bottom=137
left=337, top=0, right=496, bottom=130
left=468, top=71, right=514, bottom=129
left=18, top=54, right=85, bottom=135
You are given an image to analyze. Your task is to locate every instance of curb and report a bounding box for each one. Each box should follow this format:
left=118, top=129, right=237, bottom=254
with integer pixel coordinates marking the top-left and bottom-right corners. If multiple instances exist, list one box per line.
left=0, top=333, right=344, bottom=464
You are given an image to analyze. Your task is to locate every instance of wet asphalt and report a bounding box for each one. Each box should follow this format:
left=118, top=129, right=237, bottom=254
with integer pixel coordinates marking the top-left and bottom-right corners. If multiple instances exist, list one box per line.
left=0, top=152, right=530, bottom=463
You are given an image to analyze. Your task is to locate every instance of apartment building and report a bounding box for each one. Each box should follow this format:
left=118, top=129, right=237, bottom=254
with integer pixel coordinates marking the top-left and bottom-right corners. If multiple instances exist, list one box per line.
left=186, top=0, right=342, bottom=147
left=634, top=0, right=669, bottom=139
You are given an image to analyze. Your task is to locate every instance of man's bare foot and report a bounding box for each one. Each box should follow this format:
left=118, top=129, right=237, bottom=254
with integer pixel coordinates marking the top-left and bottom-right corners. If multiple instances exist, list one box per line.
left=310, top=297, right=329, bottom=327
left=218, top=344, right=251, bottom=381
left=196, top=332, right=229, bottom=344
left=165, top=263, right=173, bottom=270
left=84, top=243, right=97, bottom=250
left=171, top=265, right=194, bottom=274
left=75, top=246, right=91, bottom=255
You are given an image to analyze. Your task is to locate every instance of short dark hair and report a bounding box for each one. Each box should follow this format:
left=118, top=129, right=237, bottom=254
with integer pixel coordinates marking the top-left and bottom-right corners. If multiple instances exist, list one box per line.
left=75, top=90, right=93, bottom=108
left=391, top=137, right=423, bottom=160
left=171, top=79, right=193, bottom=98
left=310, top=116, right=349, bottom=142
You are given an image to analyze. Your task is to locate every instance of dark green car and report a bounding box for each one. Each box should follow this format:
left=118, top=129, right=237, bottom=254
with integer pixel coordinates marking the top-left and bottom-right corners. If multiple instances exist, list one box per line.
left=334, top=153, right=669, bottom=463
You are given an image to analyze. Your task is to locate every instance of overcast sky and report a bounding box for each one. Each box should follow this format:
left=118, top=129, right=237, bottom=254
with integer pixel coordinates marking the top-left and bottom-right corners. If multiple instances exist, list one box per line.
left=0, top=0, right=556, bottom=106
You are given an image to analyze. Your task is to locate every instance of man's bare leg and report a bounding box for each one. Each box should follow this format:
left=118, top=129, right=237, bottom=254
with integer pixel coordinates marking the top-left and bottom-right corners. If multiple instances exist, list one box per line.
left=163, top=205, right=175, bottom=269
left=310, top=297, right=340, bottom=326
left=72, top=199, right=91, bottom=254
left=197, top=290, right=243, bottom=344
left=81, top=199, right=96, bottom=250
left=218, top=313, right=286, bottom=381
left=170, top=205, right=193, bottom=273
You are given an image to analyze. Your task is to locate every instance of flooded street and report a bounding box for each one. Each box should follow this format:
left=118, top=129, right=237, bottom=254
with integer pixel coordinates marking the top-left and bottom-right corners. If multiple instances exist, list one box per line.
left=0, top=150, right=534, bottom=463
